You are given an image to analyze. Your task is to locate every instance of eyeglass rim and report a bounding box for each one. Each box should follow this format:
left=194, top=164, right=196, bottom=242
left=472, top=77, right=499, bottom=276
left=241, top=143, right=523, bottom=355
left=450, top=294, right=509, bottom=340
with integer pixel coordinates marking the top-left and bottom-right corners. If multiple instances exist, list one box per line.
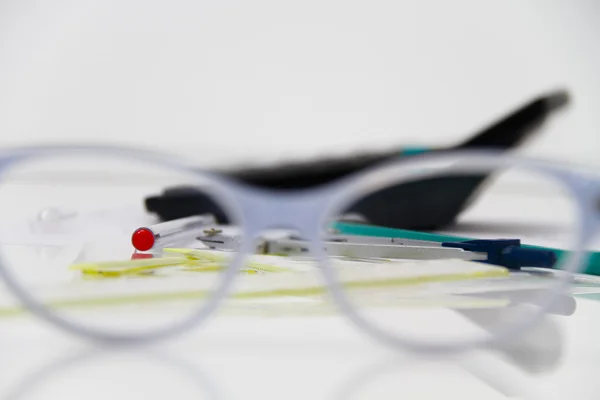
left=313, top=149, right=594, bottom=353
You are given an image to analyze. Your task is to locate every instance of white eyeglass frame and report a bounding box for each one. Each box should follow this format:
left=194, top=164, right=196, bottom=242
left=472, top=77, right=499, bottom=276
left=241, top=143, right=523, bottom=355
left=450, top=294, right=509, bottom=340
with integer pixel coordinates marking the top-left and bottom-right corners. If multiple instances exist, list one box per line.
left=0, top=144, right=598, bottom=353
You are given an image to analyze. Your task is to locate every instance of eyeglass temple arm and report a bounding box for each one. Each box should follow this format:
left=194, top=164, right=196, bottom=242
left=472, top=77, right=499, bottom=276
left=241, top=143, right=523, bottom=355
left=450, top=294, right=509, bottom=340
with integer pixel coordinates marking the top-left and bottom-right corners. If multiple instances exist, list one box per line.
left=216, top=89, right=571, bottom=188
left=458, top=89, right=569, bottom=150
left=144, top=89, right=572, bottom=225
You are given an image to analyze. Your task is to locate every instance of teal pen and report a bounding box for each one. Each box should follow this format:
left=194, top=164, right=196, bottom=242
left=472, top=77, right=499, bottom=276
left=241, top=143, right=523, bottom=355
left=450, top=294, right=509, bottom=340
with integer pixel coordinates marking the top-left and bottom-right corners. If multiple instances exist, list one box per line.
left=334, top=222, right=600, bottom=277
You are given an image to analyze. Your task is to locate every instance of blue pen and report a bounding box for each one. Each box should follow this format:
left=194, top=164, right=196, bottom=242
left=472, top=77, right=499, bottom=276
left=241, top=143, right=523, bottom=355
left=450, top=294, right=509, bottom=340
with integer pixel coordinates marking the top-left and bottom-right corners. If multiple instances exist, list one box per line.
left=323, top=233, right=556, bottom=270
left=335, top=222, right=600, bottom=276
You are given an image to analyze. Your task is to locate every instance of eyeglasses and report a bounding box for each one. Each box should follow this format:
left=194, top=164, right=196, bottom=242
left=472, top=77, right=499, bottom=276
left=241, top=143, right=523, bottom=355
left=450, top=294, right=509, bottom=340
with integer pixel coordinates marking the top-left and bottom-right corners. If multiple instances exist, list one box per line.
left=0, top=144, right=597, bottom=352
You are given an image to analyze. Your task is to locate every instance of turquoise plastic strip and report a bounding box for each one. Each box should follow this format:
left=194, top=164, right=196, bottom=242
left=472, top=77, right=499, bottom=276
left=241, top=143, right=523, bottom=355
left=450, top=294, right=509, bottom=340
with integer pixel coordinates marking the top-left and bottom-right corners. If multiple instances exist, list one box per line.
left=399, top=147, right=430, bottom=157
left=334, top=222, right=600, bottom=276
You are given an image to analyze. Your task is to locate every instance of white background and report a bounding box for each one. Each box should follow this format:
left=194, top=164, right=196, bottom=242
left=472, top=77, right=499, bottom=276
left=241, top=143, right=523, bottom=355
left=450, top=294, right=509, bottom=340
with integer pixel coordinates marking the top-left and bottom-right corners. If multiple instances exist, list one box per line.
left=0, top=0, right=599, bottom=168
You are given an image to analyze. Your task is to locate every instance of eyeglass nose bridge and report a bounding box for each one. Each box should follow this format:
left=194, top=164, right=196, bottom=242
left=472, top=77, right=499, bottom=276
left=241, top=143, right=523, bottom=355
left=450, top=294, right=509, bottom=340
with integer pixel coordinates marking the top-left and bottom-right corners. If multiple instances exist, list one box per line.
left=582, top=177, right=600, bottom=234
left=594, top=189, right=600, bottom=227
left=237, top=190, right=328, bottom=239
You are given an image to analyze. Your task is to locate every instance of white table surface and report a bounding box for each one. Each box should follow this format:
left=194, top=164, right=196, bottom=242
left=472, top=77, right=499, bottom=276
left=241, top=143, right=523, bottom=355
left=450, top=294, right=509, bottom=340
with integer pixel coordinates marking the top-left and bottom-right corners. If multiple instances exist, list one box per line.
left=0, top=296, right=600, bottom=400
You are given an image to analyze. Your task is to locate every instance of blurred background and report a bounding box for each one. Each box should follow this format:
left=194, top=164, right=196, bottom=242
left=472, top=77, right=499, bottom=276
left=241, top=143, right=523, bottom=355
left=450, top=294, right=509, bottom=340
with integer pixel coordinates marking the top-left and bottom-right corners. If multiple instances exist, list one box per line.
left=0, top=0, right=598, bottom=168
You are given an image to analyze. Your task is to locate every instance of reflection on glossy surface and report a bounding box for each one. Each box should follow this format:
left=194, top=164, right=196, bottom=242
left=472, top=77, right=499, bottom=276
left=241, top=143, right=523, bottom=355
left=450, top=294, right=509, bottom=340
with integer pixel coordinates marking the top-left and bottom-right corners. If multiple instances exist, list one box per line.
left=334, top=301, right=567, bottom=399
left=461, top=301, right=568, bottom=374
left=1, top=347, right=225, bottom=400
left=0, top=297, right=568, bottom=400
